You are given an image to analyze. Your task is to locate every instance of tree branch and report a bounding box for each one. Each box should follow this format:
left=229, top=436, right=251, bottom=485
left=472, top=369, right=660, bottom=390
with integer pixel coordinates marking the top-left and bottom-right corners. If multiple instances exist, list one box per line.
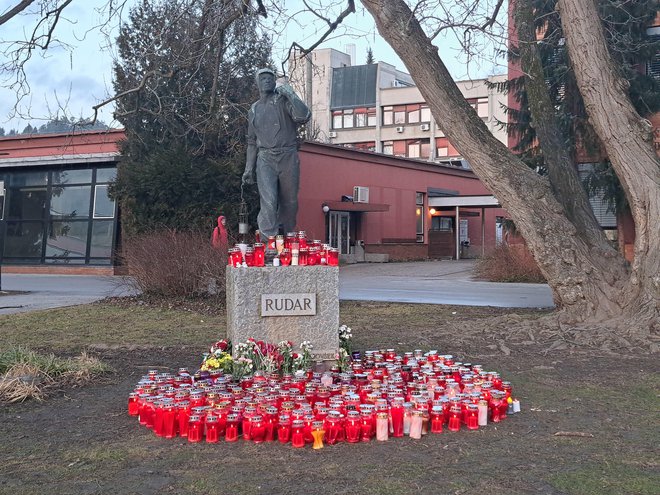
left=0, top=0, right=37, bottom=26
left=283, top=0, right=355, bottom=75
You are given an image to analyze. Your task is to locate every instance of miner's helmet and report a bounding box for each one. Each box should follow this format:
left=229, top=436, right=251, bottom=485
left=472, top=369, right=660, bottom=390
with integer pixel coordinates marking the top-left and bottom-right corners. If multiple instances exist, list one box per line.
left=256, top=68, right=276, bottom=82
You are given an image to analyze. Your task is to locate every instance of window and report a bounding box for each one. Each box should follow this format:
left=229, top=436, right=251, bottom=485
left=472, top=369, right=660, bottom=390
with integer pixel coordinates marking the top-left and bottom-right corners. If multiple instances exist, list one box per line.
left=476, top=98, right=489, bottom=118
left=348, top=142, right=376, bottom=152
left=52, top=169, right=92, bottom=185
left=332, top=107, right=376, bottom=129
left=367, top=108, right=377, bottom=126
left=420, top=105, right=431, bottom=123
left=333, top=111, right=343, bottom=129
left=578, top=163, right=617, bottom=228
left=436, top=137, right=459, bottom=157
left=383, top=103, right=432, bottom=126
left=1, top=166, right=117, bottom=265
left=407, top=139, right=430, bottom=159
left=393, top=106, right=406, bottom=124
left=382, top=141, right=394, bottom=155
left=8, top=186, right=47, bottom=219
left=416, top=192, right=425, bottom=243
left=46, top=221, right=88, bottom=258
left=4, top=221, right=44, bottom=258
left=407, top=104, right=420, bottom=124
left=383, top=106, right=394, bottom=125
left=93, top=185, right=116, bottom=219
left=343, top=109, right=354, bottom=128
left=96, top=168, right=117, bottom=183
left=50, top=186, right=92, bottom=219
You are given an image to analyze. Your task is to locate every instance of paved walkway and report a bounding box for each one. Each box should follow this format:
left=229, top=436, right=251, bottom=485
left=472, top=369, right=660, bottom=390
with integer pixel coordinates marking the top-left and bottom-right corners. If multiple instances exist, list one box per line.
left=0, top=274, right=135, bottom=315
left=0, top=260, right=555, bottom=315
left=339, top=260, right=554, bottom=308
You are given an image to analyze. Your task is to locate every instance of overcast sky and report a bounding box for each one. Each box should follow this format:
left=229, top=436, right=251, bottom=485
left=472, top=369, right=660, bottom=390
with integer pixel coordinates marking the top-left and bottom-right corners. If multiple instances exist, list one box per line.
left=0, top=0, right=506, bottom=132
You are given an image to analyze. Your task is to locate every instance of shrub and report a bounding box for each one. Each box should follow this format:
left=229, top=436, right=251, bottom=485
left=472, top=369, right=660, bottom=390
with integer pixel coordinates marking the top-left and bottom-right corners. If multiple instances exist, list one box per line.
left=0, top=347, right=109, bottom=403
left=122, top=229, right=227, bottom=299
left=475, top=243, right=546, bottom=283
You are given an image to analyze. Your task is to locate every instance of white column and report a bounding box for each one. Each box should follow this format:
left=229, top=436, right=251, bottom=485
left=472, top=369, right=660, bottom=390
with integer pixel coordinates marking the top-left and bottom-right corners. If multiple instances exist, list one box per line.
left=455, top=206, right=460, bottom=260
left=481, top=207, right=486, bottom=257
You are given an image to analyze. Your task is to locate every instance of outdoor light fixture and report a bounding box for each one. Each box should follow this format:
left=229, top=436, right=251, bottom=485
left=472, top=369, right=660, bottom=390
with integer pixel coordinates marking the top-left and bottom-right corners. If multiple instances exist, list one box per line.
left=429, top=208, right=437, bottom=215
left=322, top=205, right=330, bottom=213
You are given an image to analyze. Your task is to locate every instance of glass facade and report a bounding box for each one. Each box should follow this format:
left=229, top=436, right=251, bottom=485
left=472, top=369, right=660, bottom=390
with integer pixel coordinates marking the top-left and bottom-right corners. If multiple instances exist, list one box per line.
left=0, top=166, right=118, bottom=265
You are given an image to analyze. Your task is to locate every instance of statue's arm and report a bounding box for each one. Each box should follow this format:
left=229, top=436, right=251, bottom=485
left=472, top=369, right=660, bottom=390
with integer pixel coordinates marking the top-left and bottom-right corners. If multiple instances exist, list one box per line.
left=277, top=84, right=311, bottom=124
left=243, top=108, right=257, bottom=185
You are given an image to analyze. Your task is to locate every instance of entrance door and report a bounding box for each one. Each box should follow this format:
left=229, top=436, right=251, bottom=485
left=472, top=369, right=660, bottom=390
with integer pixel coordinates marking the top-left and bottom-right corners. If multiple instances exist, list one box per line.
left=428, top=216, right=455, bottom=259
left=329, top=211, right=351, bottom=254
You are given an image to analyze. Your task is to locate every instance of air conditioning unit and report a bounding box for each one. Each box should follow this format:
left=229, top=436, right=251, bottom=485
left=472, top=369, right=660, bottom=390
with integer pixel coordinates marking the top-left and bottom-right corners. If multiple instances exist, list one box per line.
left=420, top=124, right=430, bottom=131
left=328, top=131, right=337, bottom=138
left=396, top=126, right=404, bottom=133
left=353, top=186, right=369, bottom=203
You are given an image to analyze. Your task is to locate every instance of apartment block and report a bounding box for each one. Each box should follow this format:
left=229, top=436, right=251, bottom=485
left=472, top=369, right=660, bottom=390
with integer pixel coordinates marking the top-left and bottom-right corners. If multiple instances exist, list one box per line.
left=288, top=48, right=508, bottom=168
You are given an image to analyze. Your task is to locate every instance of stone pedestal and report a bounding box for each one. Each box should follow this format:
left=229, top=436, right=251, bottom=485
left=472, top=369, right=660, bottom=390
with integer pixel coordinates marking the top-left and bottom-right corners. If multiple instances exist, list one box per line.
left=226, top=266, right=339, bottom=360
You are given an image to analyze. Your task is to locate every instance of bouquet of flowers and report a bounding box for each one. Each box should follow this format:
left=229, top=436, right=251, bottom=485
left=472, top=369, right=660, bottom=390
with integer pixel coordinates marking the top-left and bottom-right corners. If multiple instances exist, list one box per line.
left=338, top=324, right=353, bottom=354
left=200, top=340, right=233, bottom=372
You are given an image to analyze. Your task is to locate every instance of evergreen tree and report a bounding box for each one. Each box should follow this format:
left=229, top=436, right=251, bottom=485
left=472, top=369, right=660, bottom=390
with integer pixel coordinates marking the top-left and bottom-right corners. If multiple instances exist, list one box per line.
left=500, top=0, right=659, bottom=201
left=366, top=47, right=375, bottom=64
left=112, top=0, right=272, bottom=234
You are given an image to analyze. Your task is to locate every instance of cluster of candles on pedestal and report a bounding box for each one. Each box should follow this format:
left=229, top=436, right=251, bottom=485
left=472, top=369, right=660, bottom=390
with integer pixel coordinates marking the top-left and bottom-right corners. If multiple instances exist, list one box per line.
left=128, top=349, right=520, bottom=448
left=228, top=231, right=339, bottom=268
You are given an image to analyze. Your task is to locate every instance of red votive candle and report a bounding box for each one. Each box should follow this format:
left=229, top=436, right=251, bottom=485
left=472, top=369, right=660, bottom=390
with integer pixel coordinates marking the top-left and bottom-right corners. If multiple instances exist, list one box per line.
left=430, top=406, right=444, bottom=433
left=298, top=247, right=308, bottom=266
left=303, top=414, right=315, bottom=444
left=205, top=415, right=219, bottom=443
left=490, top=395, right=502, bottom=423
left=280, top=248, right=292, bottom=266
left=448, top=405, right=461, bottom=432
left=345, top=411, right=361, bottom=443
left=297, top=231, right=307, bottom=249
left=291, top=420, right=305, bottom=448
left=187, top=415, right=203, bottom=443
left=177, top=401, right=190, bottom=437
left=328, top=247, right=339, bottom=266
left=162, top=400, right=177, bottom=439
left=264, top=407, right=277, bottom=442
left=228, top=247, right=241, bottom=267
left=253, top=243, right=265, bottom=267
left=360, top=411, right=374, bottom=442
left=307, top=247, right=318, bottom=266
left=466, top=403, right=479, bottom=430
left=224, top=414, right=239, bottom=442
left=390, top=397, right=405, bottom=437
left=250, top=415, right=266, bottom=443
left=244, top=246, right=255, bottom=267
left=278, top=415, right=292, bottom=444
left=128, top=392, right=139, bottom=416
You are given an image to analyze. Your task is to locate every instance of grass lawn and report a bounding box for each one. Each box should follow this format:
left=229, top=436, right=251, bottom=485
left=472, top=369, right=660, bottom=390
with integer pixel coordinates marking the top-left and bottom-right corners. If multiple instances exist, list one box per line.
left=0, top=299, right=658, bottom=495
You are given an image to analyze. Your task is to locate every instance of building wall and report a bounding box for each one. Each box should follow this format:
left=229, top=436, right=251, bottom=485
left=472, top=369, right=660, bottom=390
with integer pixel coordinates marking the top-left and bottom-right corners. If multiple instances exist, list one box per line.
left=297, top=142, right=506, bottom=260
left=0, top=131, right=124, bottom=269
left=289, top=48, right=508, bottom=167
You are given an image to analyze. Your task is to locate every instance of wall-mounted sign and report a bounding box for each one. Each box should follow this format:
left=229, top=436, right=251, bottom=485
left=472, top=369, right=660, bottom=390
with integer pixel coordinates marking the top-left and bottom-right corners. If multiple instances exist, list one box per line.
left=261, top=293, right=317, bottom=317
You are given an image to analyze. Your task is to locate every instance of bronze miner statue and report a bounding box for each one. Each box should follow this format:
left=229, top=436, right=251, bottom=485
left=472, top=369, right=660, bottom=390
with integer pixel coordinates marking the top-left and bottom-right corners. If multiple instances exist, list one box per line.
left=242, top=68, right=312, bottom=238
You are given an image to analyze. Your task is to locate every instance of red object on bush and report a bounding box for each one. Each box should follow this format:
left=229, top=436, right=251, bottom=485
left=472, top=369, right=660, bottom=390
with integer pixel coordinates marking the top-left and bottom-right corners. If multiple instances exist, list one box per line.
left=211, top=216, right=228, bottom=251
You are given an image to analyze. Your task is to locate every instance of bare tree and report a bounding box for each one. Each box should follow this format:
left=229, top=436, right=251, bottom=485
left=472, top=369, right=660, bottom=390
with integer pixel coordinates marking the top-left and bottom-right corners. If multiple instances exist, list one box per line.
left=353, top=0, right=658, bottom=336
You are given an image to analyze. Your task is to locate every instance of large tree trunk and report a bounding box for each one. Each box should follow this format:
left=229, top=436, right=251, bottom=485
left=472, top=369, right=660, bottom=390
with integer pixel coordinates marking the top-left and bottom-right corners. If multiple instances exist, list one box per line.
left=359, top=0, right=657, bottom=329
left=514, top=0, right=613, bottom=253
left=557, top=0, right=660, bottom=323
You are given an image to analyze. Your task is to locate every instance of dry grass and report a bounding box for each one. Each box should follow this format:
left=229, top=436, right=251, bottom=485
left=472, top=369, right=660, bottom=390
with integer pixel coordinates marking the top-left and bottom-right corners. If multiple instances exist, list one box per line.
left=0, top=348, right=110, bottom=403
left=121, top=229, right=227, bottom=299
left=475, top=243, right=546, bottom=283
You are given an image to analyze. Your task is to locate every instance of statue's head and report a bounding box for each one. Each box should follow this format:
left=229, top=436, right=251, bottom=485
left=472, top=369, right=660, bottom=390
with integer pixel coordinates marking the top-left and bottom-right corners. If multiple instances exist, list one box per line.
left=256, top=68, right=276, bottom=95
